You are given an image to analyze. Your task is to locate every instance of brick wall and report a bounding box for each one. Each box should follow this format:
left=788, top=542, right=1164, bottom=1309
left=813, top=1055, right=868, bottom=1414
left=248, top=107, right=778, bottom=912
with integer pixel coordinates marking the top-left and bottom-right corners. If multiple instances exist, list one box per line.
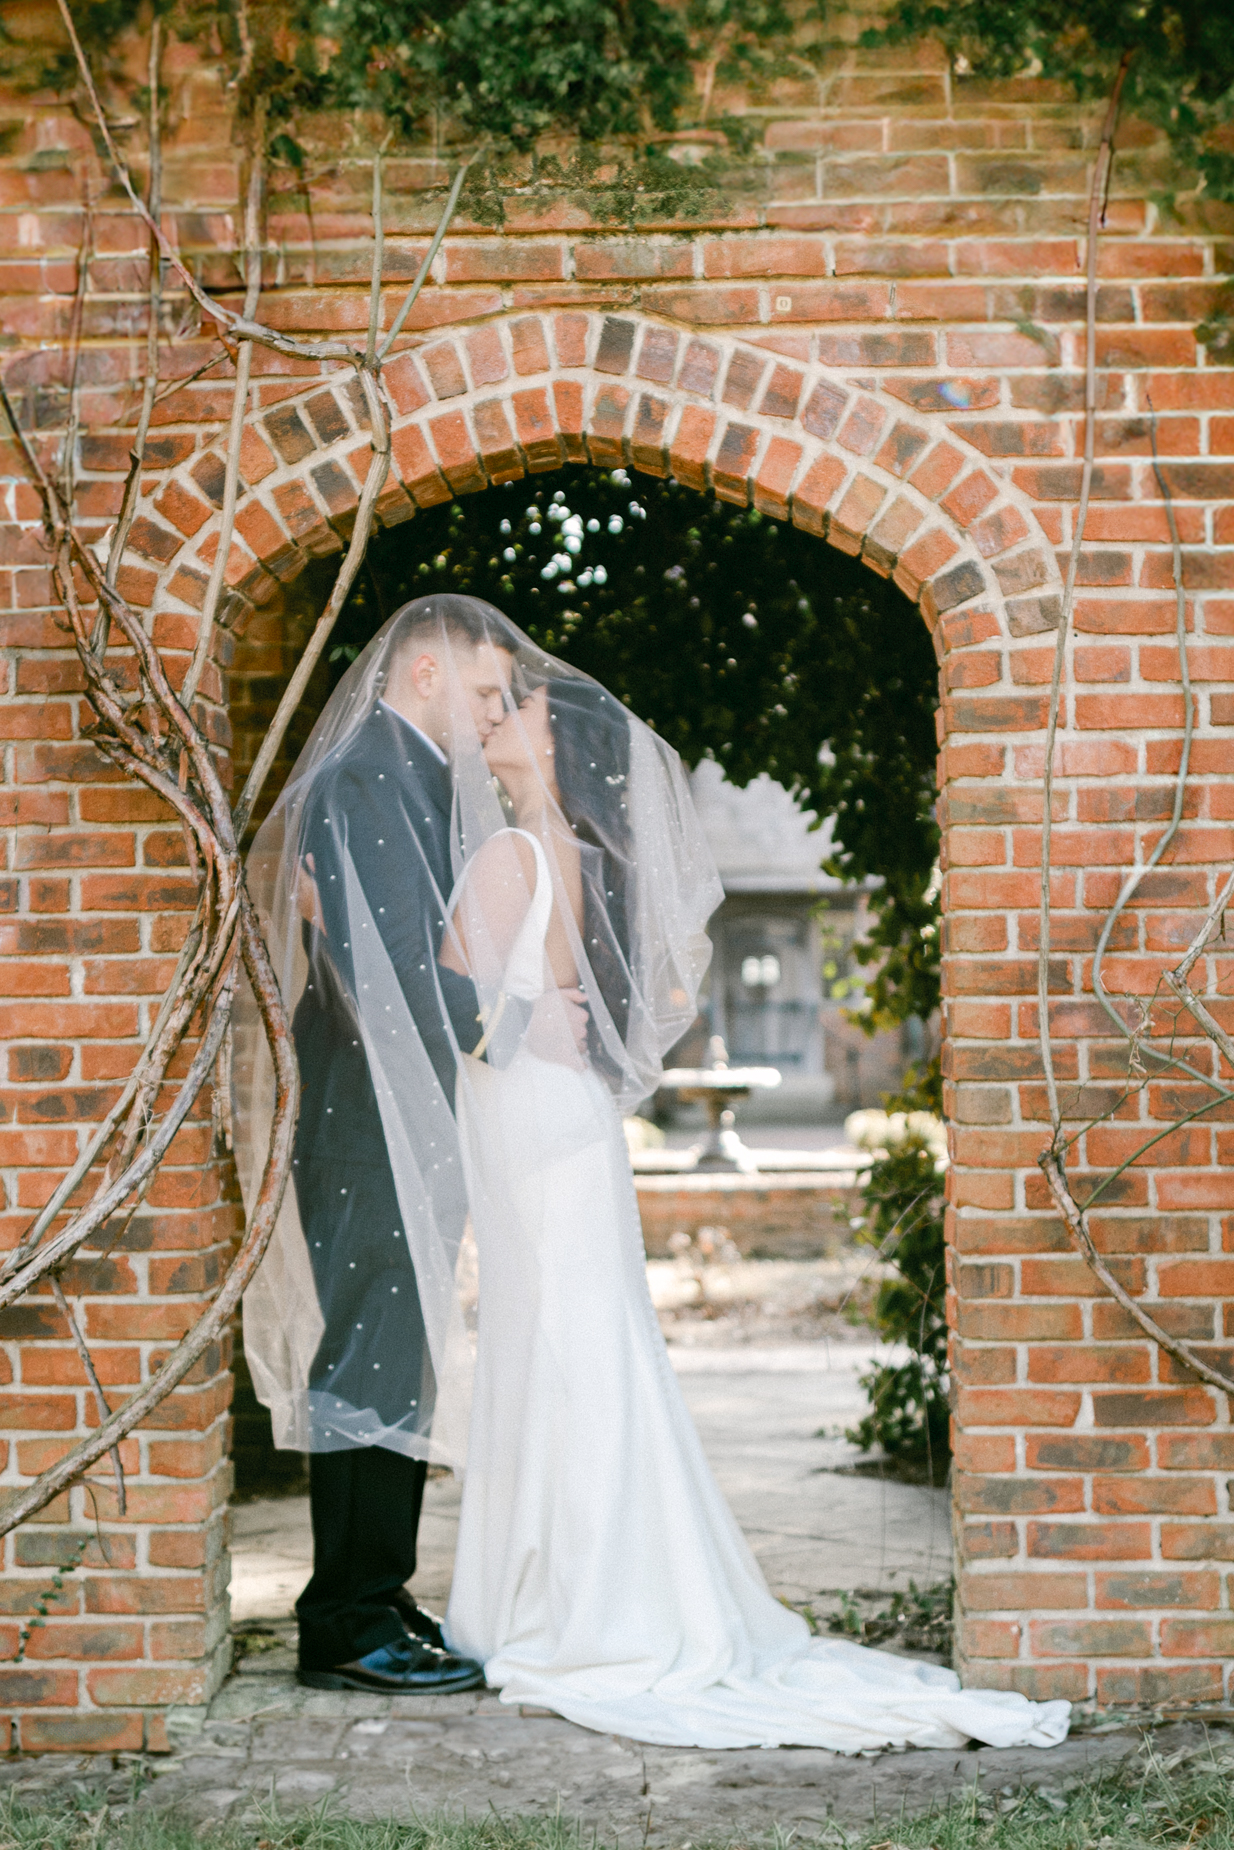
left=1, top=0, right=1232, bottom=1743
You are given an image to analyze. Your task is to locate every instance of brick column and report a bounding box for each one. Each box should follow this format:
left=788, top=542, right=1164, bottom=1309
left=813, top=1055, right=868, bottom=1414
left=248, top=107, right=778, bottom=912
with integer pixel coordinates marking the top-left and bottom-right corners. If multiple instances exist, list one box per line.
left=0, top=692, right=240, bottom=1749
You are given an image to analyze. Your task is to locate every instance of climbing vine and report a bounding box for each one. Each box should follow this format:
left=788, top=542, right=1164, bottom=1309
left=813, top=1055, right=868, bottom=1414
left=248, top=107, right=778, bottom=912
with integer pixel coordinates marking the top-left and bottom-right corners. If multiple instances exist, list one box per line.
left=33, top=0, right=824, bottom=186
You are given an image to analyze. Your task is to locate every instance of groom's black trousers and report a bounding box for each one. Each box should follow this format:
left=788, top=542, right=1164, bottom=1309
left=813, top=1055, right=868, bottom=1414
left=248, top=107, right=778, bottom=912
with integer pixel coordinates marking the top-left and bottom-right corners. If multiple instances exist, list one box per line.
left=296, top=1447, right=427, bottom=1670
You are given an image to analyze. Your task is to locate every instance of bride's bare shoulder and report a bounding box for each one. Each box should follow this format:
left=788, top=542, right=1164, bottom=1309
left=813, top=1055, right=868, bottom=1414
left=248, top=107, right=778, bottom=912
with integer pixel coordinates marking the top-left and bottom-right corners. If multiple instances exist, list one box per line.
left=466, top=829, right=539, bottom=893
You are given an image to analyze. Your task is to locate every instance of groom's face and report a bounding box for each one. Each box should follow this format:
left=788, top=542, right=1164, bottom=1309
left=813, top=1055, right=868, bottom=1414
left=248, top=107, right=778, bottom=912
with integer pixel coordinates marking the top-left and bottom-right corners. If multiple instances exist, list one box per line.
left=388, top=635, right=514, bottom=755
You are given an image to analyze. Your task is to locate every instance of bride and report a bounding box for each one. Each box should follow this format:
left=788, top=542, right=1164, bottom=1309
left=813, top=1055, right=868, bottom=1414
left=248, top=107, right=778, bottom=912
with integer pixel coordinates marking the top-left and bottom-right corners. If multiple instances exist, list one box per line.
left=433, top=616, right=1069, bottom=1755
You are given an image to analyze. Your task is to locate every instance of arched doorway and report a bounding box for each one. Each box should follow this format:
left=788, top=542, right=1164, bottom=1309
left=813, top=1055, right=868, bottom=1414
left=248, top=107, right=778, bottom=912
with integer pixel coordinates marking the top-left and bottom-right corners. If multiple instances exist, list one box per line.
left=134, top=305, right=1058, bottom=1688
left=226, top=454, right=955, bottom=1659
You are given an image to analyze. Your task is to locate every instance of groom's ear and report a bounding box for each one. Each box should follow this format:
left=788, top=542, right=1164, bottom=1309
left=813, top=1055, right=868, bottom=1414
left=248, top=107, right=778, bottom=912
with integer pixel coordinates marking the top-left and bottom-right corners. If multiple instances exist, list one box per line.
left=406, top=650, right=439, bottom=698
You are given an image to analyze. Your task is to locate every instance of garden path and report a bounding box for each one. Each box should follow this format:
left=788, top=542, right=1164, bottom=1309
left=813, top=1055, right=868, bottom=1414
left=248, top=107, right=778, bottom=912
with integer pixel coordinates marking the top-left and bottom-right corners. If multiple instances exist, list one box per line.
left=0, top=1305, right=1198, bottom=1834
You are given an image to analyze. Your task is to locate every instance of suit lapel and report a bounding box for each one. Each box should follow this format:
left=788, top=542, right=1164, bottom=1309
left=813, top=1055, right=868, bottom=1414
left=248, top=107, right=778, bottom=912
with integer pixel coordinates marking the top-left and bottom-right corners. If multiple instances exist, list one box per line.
left=373, top=705, right=453, bottom=890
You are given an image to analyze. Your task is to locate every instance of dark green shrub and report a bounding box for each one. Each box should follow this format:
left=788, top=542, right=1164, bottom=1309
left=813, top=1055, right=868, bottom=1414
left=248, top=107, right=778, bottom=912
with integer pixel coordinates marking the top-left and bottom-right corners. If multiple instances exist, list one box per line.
left=845, top=1124, right=949, bottom=1482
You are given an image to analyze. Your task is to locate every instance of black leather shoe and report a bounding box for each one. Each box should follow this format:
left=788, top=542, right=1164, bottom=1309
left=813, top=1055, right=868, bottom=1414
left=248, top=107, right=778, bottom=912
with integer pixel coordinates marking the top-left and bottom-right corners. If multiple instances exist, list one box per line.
left=391, top=1590, right=446, bottom=1650
left=298, top=1632, right=485, bottom=1694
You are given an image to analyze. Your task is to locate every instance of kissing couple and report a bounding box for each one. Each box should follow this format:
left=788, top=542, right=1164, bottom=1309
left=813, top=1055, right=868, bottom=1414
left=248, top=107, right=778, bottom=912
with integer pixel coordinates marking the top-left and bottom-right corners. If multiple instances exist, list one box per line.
left=236, top=593, right=1069, bottom=1754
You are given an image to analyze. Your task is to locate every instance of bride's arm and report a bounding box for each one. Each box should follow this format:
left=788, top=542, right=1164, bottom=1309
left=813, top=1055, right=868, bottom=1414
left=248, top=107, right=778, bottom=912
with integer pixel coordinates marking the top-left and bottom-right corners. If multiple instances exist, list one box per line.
left=440, top=832, right=539, bottom=979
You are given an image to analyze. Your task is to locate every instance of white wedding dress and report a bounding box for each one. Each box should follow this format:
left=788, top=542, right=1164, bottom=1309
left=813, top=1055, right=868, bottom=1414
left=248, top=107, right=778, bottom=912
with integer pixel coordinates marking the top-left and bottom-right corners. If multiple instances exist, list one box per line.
left=445, top=833, right=1070, bottom=1754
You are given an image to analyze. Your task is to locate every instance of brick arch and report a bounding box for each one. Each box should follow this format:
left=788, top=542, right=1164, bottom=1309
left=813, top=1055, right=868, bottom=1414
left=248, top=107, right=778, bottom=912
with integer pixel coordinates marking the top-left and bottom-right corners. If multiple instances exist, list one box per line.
left=128, top=311, right=1076, bottom=1701
left=127, top=308, right=1064, bottom=683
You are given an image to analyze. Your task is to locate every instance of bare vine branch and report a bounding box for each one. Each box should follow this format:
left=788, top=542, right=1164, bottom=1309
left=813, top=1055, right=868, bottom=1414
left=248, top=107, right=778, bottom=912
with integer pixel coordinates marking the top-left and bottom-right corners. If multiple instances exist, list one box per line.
left=50, top=1276, right=126, bottom=1516
left=182, top=102, right=266, bottom=710
left=1033, top=57, right=1232, bottom=1408
left=103, top=15, right=162, bottom=620
left=1037, top=48, right=1134, bottom=1130
left=0, top=20, right=471, bottom=1540
left=1040, top=1154, right=1233, bottom=1394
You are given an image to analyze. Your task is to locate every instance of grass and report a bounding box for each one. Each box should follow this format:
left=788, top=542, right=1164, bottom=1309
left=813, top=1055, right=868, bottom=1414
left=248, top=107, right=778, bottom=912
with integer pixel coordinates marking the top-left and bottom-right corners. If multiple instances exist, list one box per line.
left=3, top=1734, right=1234, bottom=1850
left=823, top=1578, right=955, bottom=1659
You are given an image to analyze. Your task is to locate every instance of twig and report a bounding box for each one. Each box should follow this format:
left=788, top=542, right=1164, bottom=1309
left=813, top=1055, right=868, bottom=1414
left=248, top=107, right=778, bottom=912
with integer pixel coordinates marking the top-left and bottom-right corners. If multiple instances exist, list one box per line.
left=366, top=144, right=387, bottom=369
left=232, top=370, right=389, bottom=836
left=1037, top=49, right=1134, bottom=1131
left=1039, top=1152, right=1233, bottom=1396
left=1027, top=54, right=1232, bottom=1405
left=50, top=1276, right=125, bottom=1516
left=1088, top=398, right=1195, bottom=1048
left=150, top=351, right=233, bottom=406
left=101, top=16, right=163, bottom=638
left=60, top=188, right=93, bottom=525
left=229, top=0, right=254, bottom=90
left=181, top=103, right=266, bottom=710
left=378, top=159, right=470, bottom=360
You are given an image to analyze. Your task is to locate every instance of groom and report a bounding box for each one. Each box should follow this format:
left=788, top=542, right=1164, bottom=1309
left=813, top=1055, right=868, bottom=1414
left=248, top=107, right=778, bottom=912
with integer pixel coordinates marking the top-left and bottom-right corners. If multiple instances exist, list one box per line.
left=289, top=598, right=586, bottom=1693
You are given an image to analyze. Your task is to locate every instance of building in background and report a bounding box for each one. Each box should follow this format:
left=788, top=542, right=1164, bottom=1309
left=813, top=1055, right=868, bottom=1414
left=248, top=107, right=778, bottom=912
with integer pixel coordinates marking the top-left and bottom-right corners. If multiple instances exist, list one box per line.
left=681, top=762, right=920, bottom=1119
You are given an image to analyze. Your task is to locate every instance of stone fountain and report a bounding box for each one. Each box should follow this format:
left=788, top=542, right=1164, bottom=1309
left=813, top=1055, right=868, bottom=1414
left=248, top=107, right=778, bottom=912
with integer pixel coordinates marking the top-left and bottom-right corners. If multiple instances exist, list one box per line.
left=660, top=1036, right=781, bottom=1174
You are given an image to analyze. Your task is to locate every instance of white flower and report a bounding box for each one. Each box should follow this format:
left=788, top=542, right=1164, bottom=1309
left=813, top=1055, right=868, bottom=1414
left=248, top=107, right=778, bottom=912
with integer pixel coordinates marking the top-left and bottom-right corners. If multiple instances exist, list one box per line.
left=607, top=515, right=623, bottom=534
left=503, top=547, right=516, bottom=562
left=593, top=564, right=607, bottom=584
left=844, top=1109, right=948, bottom=1171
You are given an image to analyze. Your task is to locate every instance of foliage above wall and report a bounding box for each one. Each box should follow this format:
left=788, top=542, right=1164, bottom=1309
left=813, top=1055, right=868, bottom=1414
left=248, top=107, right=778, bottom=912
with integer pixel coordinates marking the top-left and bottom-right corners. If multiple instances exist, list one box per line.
left=39, top=0, right=820, bottom=154
left=323, top=467, right=942, bottom=1061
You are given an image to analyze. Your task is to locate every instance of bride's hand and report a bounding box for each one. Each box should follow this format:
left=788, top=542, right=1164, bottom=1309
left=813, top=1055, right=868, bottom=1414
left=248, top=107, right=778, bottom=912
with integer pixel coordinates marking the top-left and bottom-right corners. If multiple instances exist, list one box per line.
left=296, top=852, right=326, bottom=934
left=524, top=987, right=589, bottom=1070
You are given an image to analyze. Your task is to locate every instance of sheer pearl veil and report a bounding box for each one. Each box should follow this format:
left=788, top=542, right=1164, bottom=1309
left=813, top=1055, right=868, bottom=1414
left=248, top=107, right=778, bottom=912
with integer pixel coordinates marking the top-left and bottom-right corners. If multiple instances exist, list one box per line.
left=234, top=594, right=723, bottom=1469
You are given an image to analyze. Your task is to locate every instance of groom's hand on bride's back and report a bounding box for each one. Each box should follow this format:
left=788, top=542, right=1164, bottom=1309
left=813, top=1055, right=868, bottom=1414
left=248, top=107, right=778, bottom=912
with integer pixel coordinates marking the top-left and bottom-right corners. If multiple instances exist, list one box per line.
left=524, top=987, right=589, bottom=1069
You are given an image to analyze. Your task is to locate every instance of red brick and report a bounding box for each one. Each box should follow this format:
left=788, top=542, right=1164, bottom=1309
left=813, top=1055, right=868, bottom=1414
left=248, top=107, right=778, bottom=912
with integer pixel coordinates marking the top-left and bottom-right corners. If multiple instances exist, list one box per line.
left=700, top=238, right=827, bottom=279
left=668, top=405, right=716, bottom=492
left=445, top=242, right=565, bottom=284
left=752, top=437, right=803, bottom=521
left=464, top=324, right=508, bottom=387
left=552, top=313, right=589, bottom=368
left=1028, top=1521, right=1153, bottom=1560
left=382, top=351, right=431, bottom=416
left=962, top=1572, right=1088, bottom=1610
left=20, top=1713, right=144, bottom=1752
left=1030, top=1619, right=1152, bottom=1657
left=510, top=316, right=550, bottom=376
left=390, top=423, right=450, bottom=506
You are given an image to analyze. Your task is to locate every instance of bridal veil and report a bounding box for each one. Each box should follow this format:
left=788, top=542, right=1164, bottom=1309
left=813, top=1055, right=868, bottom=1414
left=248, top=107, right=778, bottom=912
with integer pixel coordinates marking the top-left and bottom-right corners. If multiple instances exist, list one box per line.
left=234, top=593, right=722, bottom=1469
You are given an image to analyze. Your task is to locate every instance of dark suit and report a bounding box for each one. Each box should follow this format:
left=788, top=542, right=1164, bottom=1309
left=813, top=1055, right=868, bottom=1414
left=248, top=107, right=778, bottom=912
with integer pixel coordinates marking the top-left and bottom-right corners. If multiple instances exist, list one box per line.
left=290, top=703, right=484, bottom=1669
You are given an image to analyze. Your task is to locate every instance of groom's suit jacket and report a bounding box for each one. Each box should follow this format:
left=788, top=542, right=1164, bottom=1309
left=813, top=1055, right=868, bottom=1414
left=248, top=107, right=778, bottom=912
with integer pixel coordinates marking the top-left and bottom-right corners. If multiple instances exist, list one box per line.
left=289, top=702, right=484, bottom=1444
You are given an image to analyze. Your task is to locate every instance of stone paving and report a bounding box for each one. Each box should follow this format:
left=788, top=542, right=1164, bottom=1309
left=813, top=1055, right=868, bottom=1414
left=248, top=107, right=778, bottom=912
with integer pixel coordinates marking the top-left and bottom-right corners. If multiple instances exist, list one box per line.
left=0, top=1313, right=1182, bottom=1835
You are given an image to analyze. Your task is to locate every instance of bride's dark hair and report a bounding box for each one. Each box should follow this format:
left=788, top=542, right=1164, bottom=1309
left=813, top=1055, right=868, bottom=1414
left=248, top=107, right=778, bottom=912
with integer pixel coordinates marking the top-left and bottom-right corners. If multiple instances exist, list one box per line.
left=545, top=679, right=633, bottom=1058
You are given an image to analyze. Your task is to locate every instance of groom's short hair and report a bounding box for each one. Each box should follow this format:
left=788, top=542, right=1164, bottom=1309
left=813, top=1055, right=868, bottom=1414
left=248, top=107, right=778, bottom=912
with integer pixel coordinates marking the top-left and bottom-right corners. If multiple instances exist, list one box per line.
left=389, top=595, right=512, bottom=658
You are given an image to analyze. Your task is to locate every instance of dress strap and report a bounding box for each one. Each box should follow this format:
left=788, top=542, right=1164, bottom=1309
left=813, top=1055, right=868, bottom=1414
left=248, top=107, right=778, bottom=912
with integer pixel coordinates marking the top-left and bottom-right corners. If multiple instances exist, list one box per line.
left=500, top=829, right=553, bottom=1000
